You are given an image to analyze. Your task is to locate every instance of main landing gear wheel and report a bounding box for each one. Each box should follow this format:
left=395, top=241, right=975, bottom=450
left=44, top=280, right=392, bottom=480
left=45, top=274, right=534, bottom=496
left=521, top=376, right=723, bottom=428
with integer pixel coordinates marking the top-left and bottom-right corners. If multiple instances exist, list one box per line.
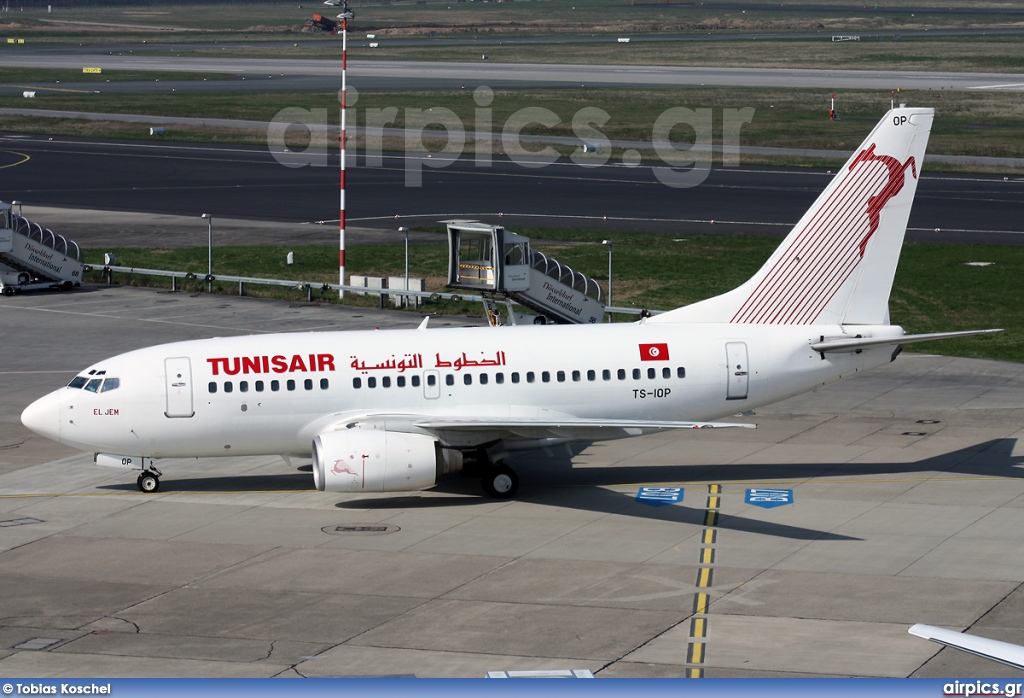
left=137, top=471, right=160, bottom=493
left=481, top=465, right=518, bottom=499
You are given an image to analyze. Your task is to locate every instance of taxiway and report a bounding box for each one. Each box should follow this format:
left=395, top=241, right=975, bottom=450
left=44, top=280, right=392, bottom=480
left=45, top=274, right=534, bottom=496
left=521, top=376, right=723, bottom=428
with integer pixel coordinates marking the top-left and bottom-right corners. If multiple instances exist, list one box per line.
left=1, top=283, right=1023, bottom=678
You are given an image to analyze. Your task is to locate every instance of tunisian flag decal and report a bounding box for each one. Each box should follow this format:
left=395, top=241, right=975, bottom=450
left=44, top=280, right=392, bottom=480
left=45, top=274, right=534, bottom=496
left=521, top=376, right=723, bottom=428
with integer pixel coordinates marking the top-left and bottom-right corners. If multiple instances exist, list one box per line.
left=639, top=343, right=670, bottom=361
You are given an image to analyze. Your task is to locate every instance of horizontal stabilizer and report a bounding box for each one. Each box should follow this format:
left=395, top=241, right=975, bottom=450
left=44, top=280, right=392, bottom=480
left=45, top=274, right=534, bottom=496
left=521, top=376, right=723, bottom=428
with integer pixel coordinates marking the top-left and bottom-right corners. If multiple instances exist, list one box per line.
left=909, top=623, right=1024, bottom=670
left=811, top=329, right=1002, bottom=353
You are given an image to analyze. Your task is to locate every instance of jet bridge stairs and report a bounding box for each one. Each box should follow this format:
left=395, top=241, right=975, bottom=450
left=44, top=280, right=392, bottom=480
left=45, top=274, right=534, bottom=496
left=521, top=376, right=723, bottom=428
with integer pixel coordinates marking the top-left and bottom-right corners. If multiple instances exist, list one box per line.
left=0, top=202, right=84, bottom=295
left=445, top=220, right=605, bottom=325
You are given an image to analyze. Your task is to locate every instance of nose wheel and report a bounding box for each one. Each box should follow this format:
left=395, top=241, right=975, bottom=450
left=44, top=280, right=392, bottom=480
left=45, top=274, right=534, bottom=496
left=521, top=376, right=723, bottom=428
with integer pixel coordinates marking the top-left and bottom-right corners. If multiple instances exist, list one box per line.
left=137, top=468, right=162, bottom=493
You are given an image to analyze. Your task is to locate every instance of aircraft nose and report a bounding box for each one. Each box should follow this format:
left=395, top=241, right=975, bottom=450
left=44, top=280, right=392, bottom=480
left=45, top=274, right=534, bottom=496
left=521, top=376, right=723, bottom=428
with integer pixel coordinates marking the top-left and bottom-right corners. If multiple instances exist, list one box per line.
left=21, top=391, right=61, bottom=442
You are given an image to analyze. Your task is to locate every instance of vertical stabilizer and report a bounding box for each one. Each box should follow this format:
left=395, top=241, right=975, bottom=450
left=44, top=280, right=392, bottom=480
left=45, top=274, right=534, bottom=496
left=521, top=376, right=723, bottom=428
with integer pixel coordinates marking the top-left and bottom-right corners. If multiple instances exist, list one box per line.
left=651, top=107, right=934, bottom=325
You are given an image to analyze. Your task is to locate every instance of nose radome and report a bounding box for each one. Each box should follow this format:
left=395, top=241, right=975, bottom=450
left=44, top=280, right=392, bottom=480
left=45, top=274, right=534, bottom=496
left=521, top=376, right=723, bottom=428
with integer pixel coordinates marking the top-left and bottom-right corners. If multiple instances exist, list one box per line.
left=21, top=391, right=61, bottom=443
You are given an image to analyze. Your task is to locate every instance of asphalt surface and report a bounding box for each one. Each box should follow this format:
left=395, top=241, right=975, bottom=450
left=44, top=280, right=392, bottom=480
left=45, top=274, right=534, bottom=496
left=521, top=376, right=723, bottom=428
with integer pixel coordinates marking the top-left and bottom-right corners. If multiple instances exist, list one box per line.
left=2, top=285, right=1023, bottom=678
left=1, top=134, right=1022, bottom=244
left=4, top=53, right=1024, bottom=92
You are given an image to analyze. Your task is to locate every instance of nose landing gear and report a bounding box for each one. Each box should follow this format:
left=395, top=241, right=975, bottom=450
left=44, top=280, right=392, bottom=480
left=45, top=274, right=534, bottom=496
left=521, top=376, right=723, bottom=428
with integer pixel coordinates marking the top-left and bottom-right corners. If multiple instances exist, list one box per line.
left=137, top=467, right=162, bottom=493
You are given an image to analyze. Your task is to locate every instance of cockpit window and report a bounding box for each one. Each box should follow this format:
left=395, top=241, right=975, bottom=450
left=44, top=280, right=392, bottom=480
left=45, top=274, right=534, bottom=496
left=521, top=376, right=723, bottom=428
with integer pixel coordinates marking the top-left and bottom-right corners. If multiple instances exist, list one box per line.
left=100, top=378, right=120, bottom=393
left=84, top=378, right=102, bottom=393
left=68, top=376, right=89, bottom=389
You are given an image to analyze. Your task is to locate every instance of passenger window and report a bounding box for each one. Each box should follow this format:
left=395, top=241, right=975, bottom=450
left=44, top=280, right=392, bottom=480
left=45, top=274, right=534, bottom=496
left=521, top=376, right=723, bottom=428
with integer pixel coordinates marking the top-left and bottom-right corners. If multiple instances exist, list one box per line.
left=304, top=378, right=313, bottom=390
left=527, top=371, right=535, bottom=383
left=495, top=373, right=504, bottom=385
left=463, top=374, right=472, bottom=386
left=240, top=381, right=249, bottom=393
left=480, top=373, right=488, bottom=385
left=427, top=374, right=437, bottom=386
left=85, top=378, right=102, bottom=393
left=381, top=377, right=390, bottom=388
left=287, top=379, right=296, bottom=391
left=397, top=376, right=406, bottom=387
left=367, top=377, right=376, bottom=388
left=256, top=380, right=265, bottom=392
left=271, top=380, right=280, bottom=392
left=321, top=378, right=329, bottom=389
left=542, top=371, right=550, bottom=383
left=412, top=375, right=421, bottom=387
left=677, top=367, right=686, bottom=378
left=648, top=368, right=656, bottom=379
left=556, top=371, right=565, bottom=382
left=224, top=382, right=233, bottom=394
left=445, top=374, right=454, bottom=386
left=101, top=378, right=120, bottom=393
left=587, top=370, right=595, bottom=381
left=208, top=382, right=217, bottom=394
left=602, top=369, right=611, bottom=381
left=353, top=377, right=362, bottom=389
left=512, top=372, right=520, bottom=384
left=632, top=368, right=641, bottom=380
left=68, top=376, right=88, bottom=389
left=663, top=367, right=671, bottom=379
left=573, top=370, right=582, bottom=382
left=617, top=369, right=626, bottom=380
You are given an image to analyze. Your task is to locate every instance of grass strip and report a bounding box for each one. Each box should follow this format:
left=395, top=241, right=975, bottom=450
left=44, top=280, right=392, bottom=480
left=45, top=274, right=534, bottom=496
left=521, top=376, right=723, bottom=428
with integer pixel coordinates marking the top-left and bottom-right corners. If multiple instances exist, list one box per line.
left=3, top=87, right=1023, bottom=161
left=84, top=230, right=1021, bottom=362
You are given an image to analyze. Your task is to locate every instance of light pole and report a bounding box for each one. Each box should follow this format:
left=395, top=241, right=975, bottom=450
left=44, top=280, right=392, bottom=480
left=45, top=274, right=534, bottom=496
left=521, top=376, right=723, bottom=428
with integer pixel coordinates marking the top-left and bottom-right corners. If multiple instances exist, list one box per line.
left=325, top=0, right=354, bottom=298
left=400, top=226, right=409, bottom=308
left=602, top=239, right=613, bottom=322
left=201, top=213, right=212, bottom=291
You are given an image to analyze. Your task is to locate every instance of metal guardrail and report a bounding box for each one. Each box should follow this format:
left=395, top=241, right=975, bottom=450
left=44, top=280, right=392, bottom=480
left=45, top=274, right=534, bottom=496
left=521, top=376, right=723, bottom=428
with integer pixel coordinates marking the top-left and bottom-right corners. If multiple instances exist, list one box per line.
left=97, top=264, right=654, bottom=316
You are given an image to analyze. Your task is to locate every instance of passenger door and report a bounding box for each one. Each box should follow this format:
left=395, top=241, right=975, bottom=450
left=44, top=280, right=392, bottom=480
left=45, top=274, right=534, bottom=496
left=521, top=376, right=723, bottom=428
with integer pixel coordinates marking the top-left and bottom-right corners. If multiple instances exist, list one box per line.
left=726, top=342, right=749, bottom=400
left=164, top=357, right=194, bottom=417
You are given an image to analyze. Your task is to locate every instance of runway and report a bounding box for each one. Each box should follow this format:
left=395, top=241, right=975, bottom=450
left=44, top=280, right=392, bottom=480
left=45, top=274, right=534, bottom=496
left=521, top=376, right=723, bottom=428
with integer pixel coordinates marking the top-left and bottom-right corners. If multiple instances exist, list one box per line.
left=4, top=53, right=1024, bottom=92
left=2, top=134, right=1023, bottom=244
left=1, top=285, right=1023, bottom=678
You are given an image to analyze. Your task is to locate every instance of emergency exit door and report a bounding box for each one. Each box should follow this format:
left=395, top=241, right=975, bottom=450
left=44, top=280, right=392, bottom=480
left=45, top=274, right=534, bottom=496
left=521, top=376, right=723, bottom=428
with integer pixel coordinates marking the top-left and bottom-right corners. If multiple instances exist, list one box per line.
left=726, top=342, right=749, bottom=400
left=423, top=370, right=440, bottom=399
left=165, top=357, right=194, bottom=417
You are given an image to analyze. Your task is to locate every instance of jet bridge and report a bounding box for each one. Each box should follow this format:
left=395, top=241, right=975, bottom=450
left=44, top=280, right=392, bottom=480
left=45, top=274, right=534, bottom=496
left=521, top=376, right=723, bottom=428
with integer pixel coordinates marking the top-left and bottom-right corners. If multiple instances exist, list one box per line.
left=445, top=220, right=605, bottom=324
left=0, top=202, right=84, bottom=295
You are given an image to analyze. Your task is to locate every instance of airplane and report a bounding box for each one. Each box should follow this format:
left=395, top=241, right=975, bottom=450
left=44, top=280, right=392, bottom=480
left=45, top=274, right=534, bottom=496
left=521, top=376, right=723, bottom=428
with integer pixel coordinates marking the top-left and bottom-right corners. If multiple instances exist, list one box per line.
left=909, top=624, right=1024, bottom=671
left=21, top=106, right=1001, bottom=497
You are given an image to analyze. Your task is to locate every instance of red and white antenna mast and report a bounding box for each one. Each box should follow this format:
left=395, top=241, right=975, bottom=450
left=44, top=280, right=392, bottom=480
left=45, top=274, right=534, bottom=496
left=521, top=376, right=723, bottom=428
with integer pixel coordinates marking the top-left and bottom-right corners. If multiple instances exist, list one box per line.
left=326, top=0, right=354, bottom=297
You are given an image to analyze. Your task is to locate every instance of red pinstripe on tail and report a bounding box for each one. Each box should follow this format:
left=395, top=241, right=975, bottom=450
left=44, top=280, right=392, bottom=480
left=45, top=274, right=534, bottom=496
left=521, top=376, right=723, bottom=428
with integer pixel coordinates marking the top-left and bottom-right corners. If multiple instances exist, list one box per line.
left=649, top=107, right=934, bottom=328
left=730, top=143, right=918, bottom=325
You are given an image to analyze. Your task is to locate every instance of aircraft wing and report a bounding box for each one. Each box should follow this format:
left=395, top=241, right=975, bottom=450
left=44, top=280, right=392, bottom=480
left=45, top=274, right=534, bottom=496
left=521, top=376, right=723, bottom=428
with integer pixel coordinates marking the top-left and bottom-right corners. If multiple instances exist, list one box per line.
left=412, top=417, right=755, bottom=433
left=909, top=624, right=1024, bottom=671
left=812, top=329, right=1003, bottom=354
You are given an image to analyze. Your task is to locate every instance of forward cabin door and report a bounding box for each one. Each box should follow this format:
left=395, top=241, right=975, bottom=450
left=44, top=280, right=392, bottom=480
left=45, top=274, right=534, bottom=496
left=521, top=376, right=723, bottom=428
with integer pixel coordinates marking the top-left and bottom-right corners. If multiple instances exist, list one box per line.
left=165, top=357, right=195, bottom=417
left=726, top=342, right=749, bottom=400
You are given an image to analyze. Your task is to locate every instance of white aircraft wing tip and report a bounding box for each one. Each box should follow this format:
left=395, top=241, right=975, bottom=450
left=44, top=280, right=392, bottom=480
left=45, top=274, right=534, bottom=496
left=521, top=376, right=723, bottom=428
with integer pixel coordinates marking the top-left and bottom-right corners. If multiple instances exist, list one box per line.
left=908, top=623, right=1024, bottom=671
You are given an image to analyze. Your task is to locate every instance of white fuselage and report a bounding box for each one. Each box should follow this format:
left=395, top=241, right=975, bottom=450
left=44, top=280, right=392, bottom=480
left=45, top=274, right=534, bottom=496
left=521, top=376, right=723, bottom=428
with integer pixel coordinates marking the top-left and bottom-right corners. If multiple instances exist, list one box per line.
left=25, top=320, right=901, bottom=459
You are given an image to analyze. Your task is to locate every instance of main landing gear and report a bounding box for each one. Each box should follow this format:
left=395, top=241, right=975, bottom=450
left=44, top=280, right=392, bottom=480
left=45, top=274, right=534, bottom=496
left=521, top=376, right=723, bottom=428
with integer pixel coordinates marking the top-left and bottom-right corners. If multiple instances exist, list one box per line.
left=463, top=448, right=519, bottom=499
left=136, top=467, right=163, bottom=493
left=481, top=464, right=519, bottom=499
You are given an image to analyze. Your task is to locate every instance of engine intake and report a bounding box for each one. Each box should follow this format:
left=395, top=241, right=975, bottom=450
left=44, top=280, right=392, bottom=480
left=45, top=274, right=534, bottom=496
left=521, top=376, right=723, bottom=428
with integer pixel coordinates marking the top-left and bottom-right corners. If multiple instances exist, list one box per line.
left=312, top=428, right=453, bottom=493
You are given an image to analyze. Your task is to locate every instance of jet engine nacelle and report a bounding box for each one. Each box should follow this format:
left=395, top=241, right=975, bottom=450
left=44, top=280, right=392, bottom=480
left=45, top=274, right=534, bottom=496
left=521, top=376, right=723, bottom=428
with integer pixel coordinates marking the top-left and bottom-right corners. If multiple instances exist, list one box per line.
left=312, top=429, right=443, bottom=493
